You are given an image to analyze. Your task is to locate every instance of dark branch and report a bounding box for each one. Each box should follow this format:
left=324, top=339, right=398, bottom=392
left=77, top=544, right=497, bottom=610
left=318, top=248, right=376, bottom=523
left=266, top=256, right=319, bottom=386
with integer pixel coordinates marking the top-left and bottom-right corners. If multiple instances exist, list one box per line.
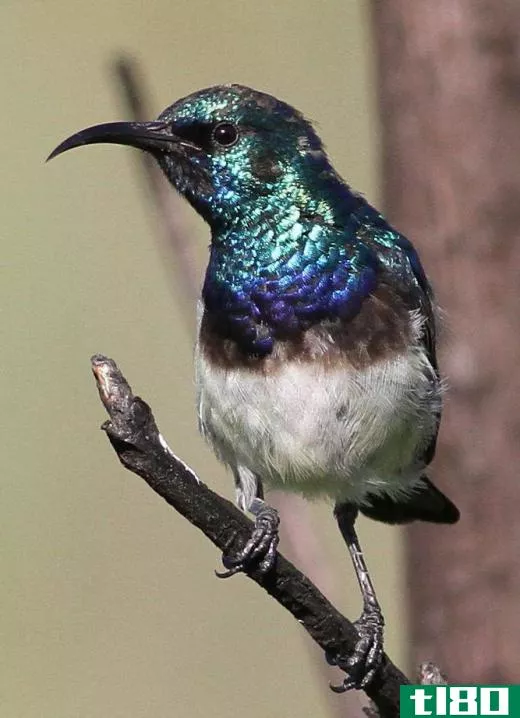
left=91, top=354, right=409, bottom=718
left=112, top=56, right=199, bottom=313
left=112, top=57, right=353, bottom=718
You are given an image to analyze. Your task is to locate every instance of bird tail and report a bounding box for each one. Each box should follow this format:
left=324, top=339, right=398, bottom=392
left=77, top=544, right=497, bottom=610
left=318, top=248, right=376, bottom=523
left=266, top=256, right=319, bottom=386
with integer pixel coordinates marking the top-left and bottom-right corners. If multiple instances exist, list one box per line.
left=359, top=477, right=460, bottom=525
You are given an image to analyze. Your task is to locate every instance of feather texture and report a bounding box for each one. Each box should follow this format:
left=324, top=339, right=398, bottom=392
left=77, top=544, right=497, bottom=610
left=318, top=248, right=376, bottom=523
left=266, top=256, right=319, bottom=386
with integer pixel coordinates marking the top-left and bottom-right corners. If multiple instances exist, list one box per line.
left=197, top=305, right=441, bottom=507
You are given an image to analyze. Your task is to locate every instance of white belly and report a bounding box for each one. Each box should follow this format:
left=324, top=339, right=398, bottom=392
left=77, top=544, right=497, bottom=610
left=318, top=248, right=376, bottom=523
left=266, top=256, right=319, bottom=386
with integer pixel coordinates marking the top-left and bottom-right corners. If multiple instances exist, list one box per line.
left=195, top=342, right=440, bottom=504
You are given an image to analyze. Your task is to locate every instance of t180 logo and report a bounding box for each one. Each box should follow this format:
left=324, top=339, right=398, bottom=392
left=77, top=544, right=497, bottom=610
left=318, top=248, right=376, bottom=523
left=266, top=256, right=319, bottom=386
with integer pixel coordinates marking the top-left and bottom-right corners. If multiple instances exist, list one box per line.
left=400, top=686, right=520, bottom=717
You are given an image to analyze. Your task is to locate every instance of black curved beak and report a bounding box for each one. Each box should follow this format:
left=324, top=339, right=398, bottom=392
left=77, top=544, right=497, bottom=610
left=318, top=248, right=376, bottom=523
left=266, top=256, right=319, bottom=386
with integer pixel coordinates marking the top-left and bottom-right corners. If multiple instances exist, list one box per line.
left=47, top=121, right=199, bottom=162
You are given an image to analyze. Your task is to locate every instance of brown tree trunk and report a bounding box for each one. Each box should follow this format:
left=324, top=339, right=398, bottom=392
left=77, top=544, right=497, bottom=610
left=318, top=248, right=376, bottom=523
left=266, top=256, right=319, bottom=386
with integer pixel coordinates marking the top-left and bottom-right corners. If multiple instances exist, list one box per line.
left=371, top=0, right=520, bottom=682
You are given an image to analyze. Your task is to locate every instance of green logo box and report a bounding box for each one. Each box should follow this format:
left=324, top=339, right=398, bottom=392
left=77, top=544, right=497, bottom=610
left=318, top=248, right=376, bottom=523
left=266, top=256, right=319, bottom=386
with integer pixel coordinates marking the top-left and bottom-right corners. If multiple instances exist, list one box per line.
left=400, top=686, right=520, bottom=717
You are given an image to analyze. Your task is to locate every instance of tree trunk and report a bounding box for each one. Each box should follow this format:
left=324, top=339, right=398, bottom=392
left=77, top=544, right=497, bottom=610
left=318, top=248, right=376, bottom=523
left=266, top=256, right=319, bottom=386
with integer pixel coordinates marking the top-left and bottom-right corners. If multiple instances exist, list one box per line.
left=371, top=0, right=520, bottom=682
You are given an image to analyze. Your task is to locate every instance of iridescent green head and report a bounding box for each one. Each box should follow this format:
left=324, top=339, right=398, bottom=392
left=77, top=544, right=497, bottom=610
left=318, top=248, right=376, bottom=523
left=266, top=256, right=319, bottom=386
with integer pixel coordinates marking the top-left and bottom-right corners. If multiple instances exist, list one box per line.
left=156, top=84, right=331, bottom=221
left=49, top=85, right=376, bottom=355
left=48, top=84, right=348, bottom=229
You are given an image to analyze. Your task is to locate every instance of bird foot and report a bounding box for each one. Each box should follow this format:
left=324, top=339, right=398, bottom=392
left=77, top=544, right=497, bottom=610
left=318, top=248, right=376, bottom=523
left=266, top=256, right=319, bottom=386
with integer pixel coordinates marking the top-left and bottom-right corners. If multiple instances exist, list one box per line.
left=216, top=506, right=280, bottom=578
left=327, top=608, right=384, bottom=692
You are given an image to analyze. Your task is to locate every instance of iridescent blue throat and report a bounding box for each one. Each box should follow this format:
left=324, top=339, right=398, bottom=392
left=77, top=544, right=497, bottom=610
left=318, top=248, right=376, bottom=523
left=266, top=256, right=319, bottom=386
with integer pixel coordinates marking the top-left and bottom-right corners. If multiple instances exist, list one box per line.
left=202, top=193, right=381, bottom=356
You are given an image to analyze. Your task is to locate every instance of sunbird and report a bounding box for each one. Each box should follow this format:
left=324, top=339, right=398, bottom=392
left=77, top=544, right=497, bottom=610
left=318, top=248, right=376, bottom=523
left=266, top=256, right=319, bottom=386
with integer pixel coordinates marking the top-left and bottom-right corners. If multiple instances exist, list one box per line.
left=49, top=84, right=459, bottom=690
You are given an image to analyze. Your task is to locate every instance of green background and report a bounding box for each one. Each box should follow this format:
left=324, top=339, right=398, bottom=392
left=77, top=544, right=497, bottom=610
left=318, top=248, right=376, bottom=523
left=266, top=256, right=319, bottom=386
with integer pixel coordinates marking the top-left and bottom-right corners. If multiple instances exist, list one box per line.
left=2, top=2, right=406, bottom=716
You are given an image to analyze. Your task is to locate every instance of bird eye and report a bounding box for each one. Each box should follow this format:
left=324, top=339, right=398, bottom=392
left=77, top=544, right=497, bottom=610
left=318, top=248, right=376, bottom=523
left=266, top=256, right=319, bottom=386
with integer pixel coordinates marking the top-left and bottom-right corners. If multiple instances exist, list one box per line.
left=212, top=122, right=239, bottom=147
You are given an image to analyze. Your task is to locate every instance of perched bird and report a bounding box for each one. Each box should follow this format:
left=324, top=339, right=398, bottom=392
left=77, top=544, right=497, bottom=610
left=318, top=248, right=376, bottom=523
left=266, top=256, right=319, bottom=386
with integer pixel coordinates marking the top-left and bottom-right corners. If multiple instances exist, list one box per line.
left=49, top=84, right=459, bottom=690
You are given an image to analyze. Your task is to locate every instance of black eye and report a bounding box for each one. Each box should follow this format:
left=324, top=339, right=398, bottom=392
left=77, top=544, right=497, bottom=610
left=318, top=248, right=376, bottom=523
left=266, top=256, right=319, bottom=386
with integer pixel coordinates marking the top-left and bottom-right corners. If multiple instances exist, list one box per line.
left=212, top=122, right=238, bottom=147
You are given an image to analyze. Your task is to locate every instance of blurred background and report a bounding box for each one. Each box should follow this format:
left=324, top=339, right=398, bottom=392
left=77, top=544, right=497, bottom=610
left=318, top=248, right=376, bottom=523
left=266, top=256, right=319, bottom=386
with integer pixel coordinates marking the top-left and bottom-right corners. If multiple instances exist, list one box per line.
left=2, top=1, right=519, bottom=717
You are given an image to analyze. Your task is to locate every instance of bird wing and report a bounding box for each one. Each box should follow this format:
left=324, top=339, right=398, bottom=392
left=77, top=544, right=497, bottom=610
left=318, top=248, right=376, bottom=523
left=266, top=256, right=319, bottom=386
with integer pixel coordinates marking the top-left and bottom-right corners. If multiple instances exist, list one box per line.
left=354, top=219, right=441, bottom=467
left=393, top=232, right=441, bottom=466
left=395, top=233, right=438, bottom=367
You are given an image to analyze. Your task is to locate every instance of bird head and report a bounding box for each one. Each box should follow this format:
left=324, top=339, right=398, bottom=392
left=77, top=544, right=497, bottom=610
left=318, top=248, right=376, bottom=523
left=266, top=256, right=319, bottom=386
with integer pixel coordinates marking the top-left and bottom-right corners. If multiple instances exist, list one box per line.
left=48, top=84, right=341, bottom=230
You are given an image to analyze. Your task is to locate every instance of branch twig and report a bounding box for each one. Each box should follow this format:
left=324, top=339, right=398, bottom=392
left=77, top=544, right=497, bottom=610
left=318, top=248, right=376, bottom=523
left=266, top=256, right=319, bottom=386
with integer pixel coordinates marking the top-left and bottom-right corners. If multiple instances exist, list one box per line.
left=91, top=354, right=409, bottom=718
left=112, top=56, right=365, bottom=717
left=112, top=56, right=200, bottom=315
left=419, top=662, right=448, bottom=686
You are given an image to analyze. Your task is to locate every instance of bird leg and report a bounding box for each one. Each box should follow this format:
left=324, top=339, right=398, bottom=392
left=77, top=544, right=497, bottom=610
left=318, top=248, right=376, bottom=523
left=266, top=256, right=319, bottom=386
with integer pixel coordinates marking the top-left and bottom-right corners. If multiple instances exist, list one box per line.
left=328, top=502, right=384, bottom=691
left=217, top=471, right=280, bottom=578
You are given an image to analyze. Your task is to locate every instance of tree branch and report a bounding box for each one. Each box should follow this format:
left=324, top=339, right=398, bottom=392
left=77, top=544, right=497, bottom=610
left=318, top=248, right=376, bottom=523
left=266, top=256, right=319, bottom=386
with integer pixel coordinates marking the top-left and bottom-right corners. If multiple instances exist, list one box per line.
left=112, top=56, right=200, bottom=315
left=91, top=354, right=409, bottom=718
left=111, top=56, right=358, bottom=718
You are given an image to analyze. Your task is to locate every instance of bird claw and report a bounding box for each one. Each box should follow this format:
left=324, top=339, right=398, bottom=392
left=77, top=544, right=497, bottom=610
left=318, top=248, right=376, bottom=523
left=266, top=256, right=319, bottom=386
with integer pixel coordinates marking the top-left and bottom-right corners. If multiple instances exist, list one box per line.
left=328, top=609, right=384, bottom=692
left=216, top=506, right=280, bottom=578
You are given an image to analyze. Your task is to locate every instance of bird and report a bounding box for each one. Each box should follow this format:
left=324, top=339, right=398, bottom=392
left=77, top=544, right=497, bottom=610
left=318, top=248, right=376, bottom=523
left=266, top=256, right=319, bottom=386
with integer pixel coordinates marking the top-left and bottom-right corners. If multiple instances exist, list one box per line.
left=48, top=84, right=460, bottom=691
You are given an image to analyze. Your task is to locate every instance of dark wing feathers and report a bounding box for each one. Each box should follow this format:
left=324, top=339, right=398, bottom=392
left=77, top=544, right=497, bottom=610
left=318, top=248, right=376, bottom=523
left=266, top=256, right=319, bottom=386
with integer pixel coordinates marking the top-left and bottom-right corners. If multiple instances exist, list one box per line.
left=392, top=232, right=441, bottom=466
left=360, top=477, right=460, bottom=525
